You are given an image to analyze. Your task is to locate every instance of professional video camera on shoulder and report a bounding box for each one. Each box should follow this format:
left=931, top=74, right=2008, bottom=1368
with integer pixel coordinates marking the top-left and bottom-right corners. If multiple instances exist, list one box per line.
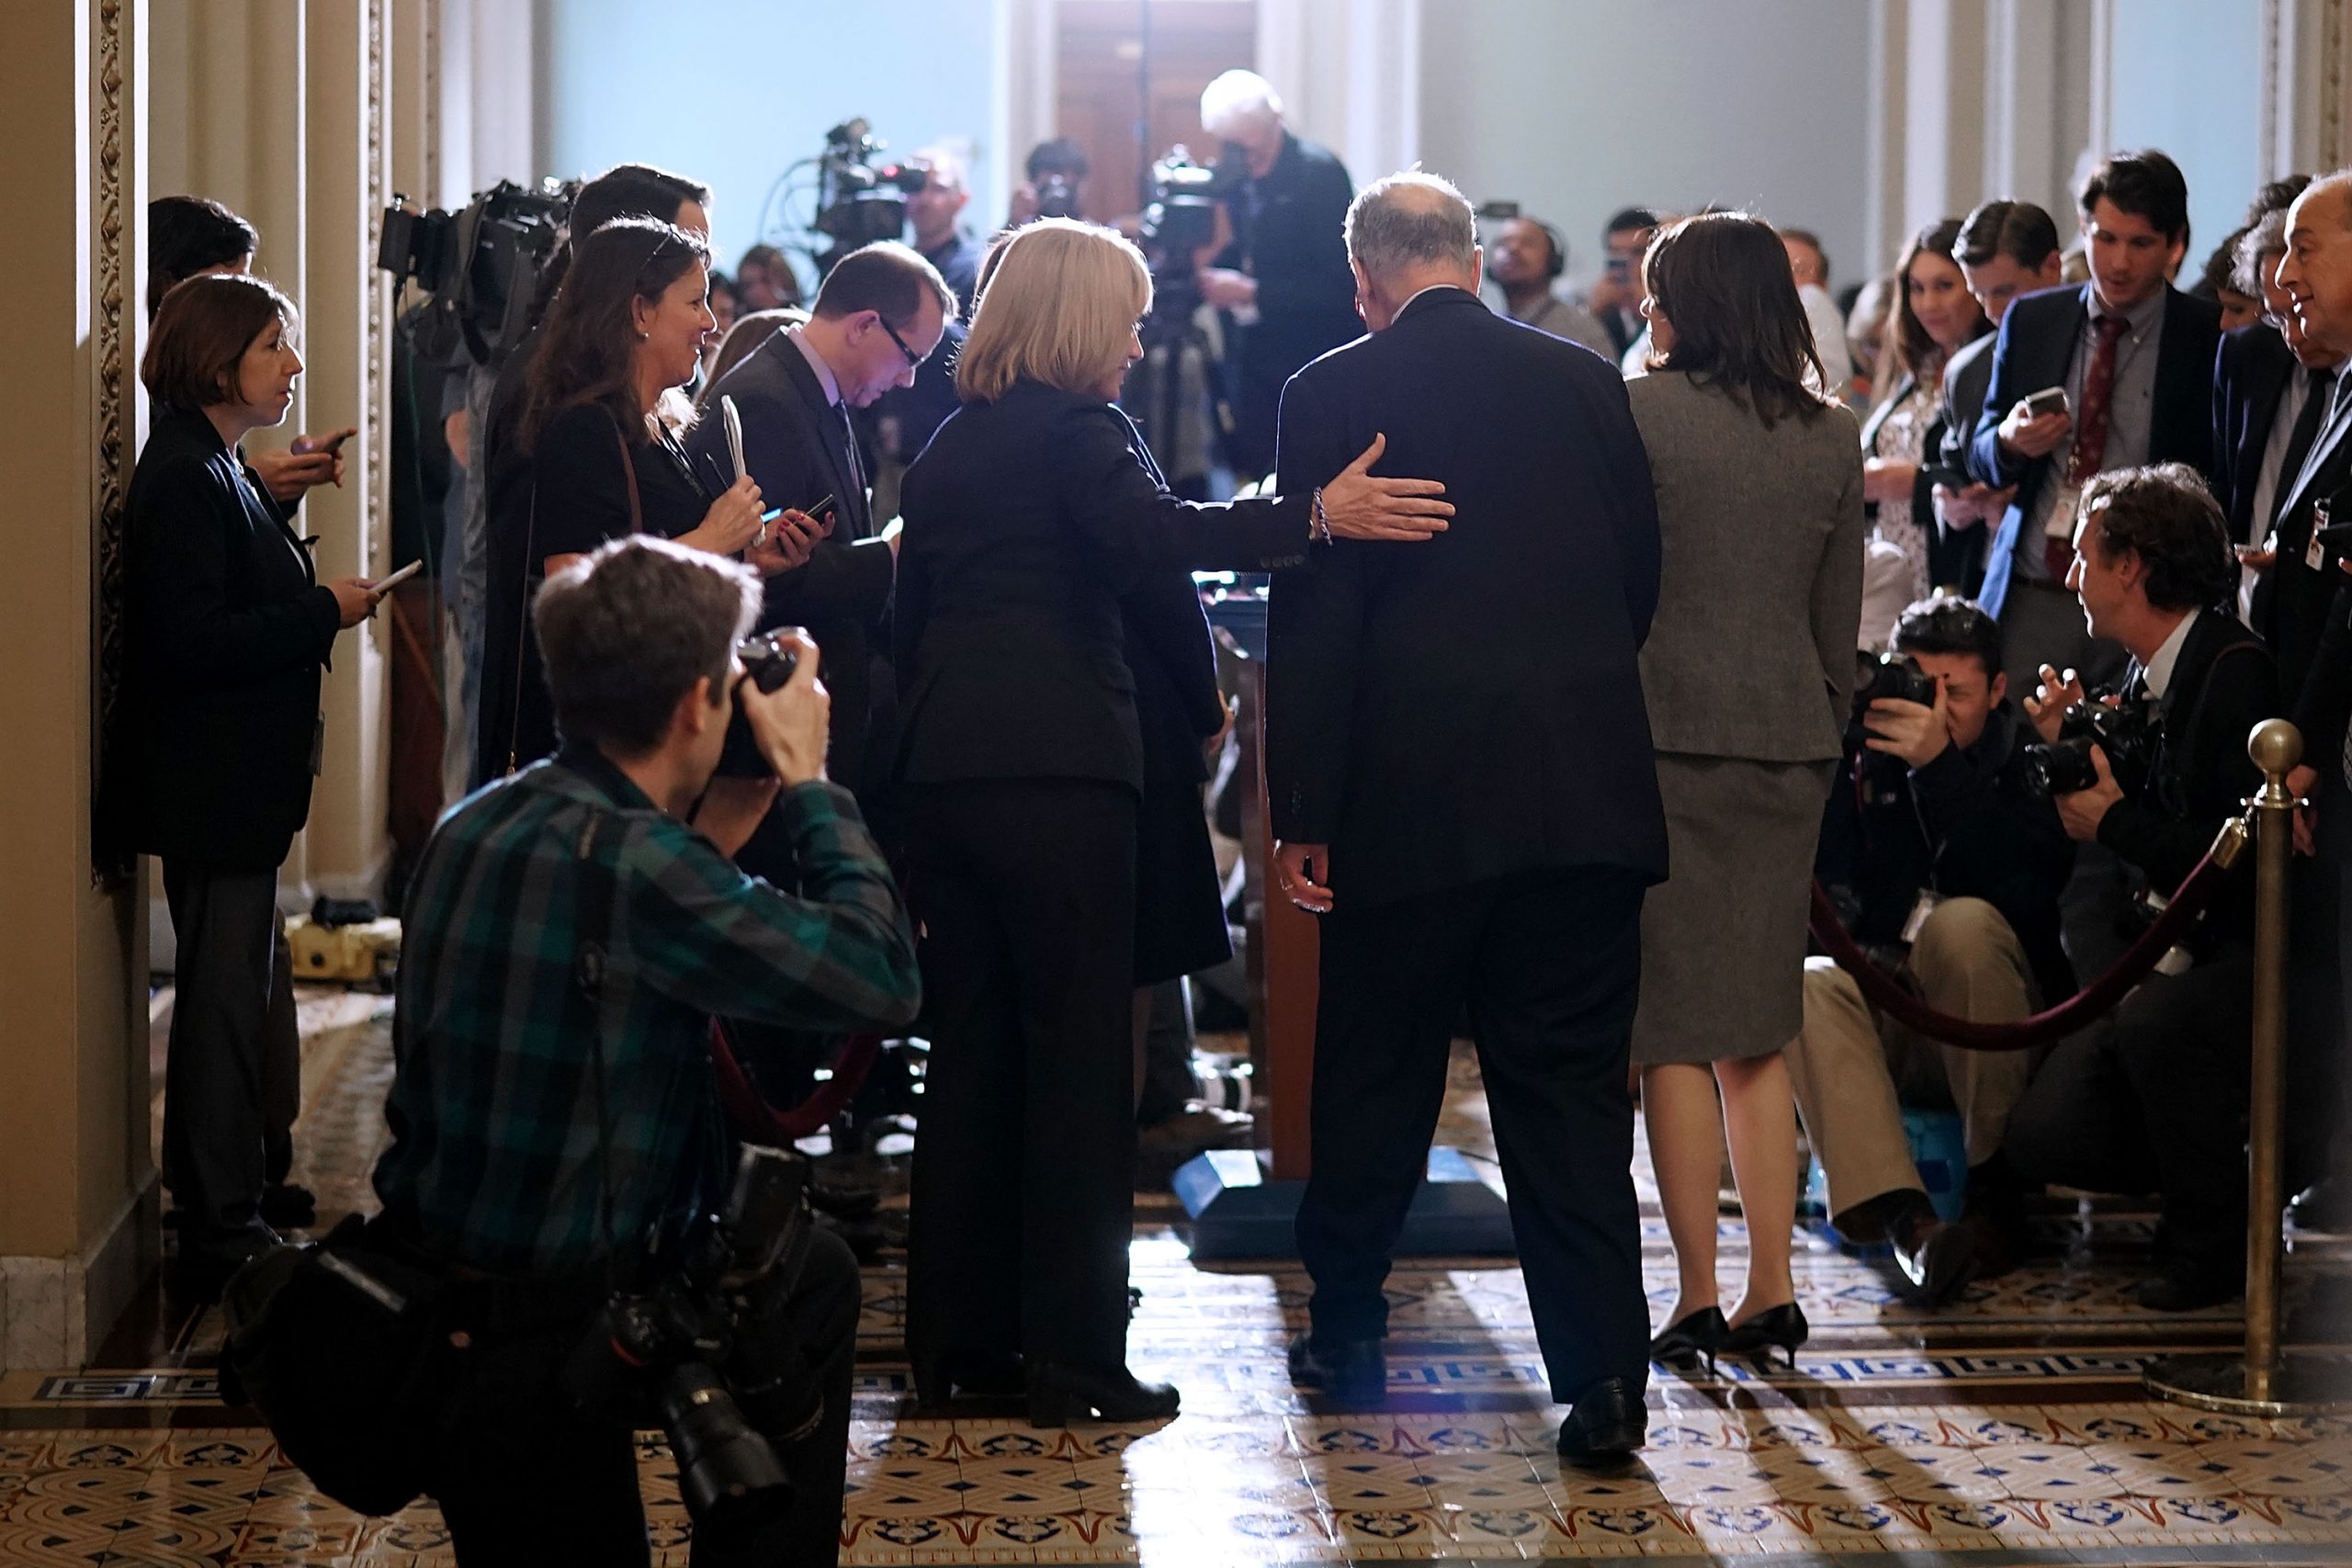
left=814, top=118, right=930, bottom=260
left=1137, top=145, right=1240, bottom=321
left=379, top=178, right=577, bottom=369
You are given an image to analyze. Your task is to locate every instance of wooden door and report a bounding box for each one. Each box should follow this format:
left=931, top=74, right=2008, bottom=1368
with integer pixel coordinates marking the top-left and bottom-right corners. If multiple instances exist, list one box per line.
left=1054, top=0, right=1258, bottom=228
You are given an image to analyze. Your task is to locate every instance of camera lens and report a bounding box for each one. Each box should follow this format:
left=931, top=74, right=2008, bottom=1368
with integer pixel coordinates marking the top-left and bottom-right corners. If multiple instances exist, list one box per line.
left=656, top=1363, right=793, bottom=1541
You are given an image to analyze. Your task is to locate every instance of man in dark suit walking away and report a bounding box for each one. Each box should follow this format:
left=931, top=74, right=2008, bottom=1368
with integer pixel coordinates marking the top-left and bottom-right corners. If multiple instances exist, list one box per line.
left=1266, top=172, right=1668, bottom=1466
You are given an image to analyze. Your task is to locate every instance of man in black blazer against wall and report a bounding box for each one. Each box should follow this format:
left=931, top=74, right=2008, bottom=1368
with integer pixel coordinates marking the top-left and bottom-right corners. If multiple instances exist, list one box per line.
left=1266, top=172, right=1668, bottom=1466
left=687, top=242, right=956, bottom=798
left=1966, top=151, right=2222, bottom=692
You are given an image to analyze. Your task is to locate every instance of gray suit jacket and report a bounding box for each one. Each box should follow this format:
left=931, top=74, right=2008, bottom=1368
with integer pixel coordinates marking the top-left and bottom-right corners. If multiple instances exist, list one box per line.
left=1628, top=371, right=1866, bottom=761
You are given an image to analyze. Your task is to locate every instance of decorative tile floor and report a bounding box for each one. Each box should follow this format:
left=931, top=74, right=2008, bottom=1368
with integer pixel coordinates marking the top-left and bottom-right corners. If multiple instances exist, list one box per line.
left=0, top=988, right=2342, bottom=1563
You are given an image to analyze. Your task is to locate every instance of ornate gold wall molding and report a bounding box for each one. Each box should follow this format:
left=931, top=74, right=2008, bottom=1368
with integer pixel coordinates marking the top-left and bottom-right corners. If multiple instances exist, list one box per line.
left=92, top=0, right=133, bottom=885
left=2324, top=0, right=2349, bottom=167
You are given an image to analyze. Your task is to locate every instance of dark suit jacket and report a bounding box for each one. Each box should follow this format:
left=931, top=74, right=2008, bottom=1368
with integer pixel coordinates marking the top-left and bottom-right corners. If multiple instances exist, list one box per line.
left=1266, top=288, right=1668, bottom=908
left=894, top=382, right=1307, bottom=791
left=2099, top=609, right=2276, bottom=937
left=1966, top=283, right=2222, bottom=617
left=2212, top=322, right=2298, bottom=547
left=114, top=408, right=341, bottom=870
left=1935, top=333, right=1998, bottom=594
left=686, top=332, right=897, bottom=792
left=1210, top=131, right=1362, bottom=473
left=2243, top=353, right=2352, bottom=718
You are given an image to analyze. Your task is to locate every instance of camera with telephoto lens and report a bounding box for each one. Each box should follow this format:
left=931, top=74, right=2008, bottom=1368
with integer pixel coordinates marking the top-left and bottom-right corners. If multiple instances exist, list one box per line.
left=379, top=179, right=576, bottom=370
left=715, top=630, right=804, bottom=779
left=561, top=1144, right=816, bottom=1550
left=2021, top=696, right=2161, bottom=798
left=813, top=119, right=929, bottom=264
left=1033, top=171, right=1080, bottom=220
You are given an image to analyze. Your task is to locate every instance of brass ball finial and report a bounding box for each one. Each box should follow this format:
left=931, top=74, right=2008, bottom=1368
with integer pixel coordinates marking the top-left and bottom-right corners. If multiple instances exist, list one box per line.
left=2249, top=717, right=2302, bottom=780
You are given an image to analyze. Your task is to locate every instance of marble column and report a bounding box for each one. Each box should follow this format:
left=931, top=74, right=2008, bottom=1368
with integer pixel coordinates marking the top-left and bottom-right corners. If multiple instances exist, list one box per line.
left=0, top=0, right=154, bottom=1373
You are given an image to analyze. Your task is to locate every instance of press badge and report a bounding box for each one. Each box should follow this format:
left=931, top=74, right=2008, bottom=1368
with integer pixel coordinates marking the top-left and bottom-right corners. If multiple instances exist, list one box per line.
left=2311, top=500, right=2333, bottom=572
left=2045, top=483, right=2083, bottom=549
left=1901, top=889, right=1946, bottom=945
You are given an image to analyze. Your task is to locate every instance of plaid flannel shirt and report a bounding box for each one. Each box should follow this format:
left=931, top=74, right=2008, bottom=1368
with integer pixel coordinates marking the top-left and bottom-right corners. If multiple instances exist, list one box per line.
left=372, top=745, right=920, bottom=1273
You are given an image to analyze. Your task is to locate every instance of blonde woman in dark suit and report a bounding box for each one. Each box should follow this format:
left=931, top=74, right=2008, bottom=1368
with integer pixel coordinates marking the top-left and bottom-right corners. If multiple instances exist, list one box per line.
left=1624, top=213, right=1866, bottom=1372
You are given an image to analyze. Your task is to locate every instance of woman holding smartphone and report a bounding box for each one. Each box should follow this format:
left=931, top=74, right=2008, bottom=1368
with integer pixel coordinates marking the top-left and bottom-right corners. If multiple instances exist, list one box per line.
left=480, top=217, right=823, bottom=776
left=114, top=274, right=389, bottom=1292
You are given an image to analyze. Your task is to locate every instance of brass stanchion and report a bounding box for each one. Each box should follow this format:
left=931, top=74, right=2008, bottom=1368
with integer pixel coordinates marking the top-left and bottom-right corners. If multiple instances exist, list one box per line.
left=2145, top=719, right=2352, bottom=1416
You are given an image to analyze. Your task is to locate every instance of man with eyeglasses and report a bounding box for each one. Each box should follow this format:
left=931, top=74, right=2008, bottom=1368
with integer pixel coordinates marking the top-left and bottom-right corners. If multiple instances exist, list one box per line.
left=687, top=240, right=956, bottom=798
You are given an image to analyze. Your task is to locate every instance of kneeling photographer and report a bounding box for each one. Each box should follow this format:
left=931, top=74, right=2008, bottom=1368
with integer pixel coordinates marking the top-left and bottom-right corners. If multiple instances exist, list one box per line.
left=1793, top=597, right=2074, bottom=1305
left=2002, top=464, right=2278, bottom=1311
left=359, top=537, right=920, bottom=1564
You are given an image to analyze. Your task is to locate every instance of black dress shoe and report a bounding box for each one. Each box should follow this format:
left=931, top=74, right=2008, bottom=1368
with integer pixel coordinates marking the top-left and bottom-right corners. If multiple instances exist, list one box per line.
left=1025, top=1359, right=1179, bottom=1427
left=1892, top=1212, right=1980, bottom=1308
left=1556, top=1377, right=1645, bottom=1467
left=2137, top=1259, right=2242, bottom=1313
left=1723, top=1303, right=1809, bottom=1371
left=171, top=1221, right=281, bottom=1303
left=911, top=1350, right=1026, bottom=1406
left=1647, top=1307, right=1726, bottom=1376
left=258, top=1182, right=316, bottom=1231
left=1287, top=1331, right=1387, bottom=1403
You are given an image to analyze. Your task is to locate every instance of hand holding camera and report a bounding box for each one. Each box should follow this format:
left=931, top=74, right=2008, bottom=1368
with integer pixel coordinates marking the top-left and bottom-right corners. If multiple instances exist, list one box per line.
left=1860, top=680, right=1951, bottom=768
left=734, top=627, right=829, bottom=786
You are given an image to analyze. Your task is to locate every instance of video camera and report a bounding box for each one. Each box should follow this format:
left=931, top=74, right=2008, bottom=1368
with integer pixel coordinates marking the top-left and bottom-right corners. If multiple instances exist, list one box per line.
left=2022, top=696, right=2161, bottom=798
left=814, top=119, right=929, bottom=263
left=1137, top=144, right=1241, bottom=332
left=561, top=1142, right=817, bottom=1550
left=1034, top=171, right=1080, bottom=220
left=379, top=179, right=576, bottom=370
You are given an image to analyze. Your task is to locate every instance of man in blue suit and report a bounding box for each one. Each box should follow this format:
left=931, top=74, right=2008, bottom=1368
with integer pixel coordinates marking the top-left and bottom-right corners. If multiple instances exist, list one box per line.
left=1266, top=172, right=1667, bottom=1467
left=1966, top=150, right=2222, bottom=692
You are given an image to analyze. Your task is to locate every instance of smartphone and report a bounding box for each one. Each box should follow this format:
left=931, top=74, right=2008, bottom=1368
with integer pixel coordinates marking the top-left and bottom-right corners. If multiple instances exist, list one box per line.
left=2020, top=387, right=2070, bottom=419
left=799, top=494, right=836, bottom=525
left=371, top=559, right=423, bottom=592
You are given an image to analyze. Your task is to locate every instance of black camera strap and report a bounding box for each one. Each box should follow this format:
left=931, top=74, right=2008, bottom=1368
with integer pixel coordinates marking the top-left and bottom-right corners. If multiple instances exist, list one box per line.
left=570, top=806, right=628, bottom=1291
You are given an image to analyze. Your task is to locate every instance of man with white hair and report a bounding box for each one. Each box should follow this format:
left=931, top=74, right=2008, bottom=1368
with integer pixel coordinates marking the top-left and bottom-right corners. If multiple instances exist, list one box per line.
left=1194, top=68, right=1362, bottom=479
left=1267, top=170, right=1666, bottom=1467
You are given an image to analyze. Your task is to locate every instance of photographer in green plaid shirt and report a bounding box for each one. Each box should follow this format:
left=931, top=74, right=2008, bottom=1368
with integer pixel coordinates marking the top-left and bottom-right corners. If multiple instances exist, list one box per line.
left=372, top=535, right=919, bottom=1566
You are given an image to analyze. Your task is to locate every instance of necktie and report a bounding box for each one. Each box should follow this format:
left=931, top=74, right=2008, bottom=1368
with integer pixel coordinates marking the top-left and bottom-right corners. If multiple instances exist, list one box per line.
left=2275, top=367, right=2336, bottom=533
left=2046, top=314, right=2129, bottom=580
left=833, top=400, right=867, bottom=533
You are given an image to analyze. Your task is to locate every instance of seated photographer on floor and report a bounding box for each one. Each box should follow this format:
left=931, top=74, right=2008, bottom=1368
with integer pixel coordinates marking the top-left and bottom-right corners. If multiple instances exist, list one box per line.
left=1792, top=596, right=2075, bottom=1306
left=2002, top=463, right=2278, bottom=1313
left=371, top=536, right=921, bottom=1565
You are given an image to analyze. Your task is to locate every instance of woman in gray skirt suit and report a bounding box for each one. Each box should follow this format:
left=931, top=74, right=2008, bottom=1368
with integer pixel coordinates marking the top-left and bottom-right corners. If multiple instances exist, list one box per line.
left=1624, top=213, right=1865, bottom=1371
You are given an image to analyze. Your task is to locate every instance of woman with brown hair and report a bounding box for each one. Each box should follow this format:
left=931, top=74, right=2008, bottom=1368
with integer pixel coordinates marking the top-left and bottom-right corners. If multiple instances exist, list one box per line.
left=479, top=217, right=820, bottom=776
left=1623, top=213, right=1866, bottom=1374
left=895, top=218, right=1449, bottom=1424
left=116, top=274, right=387, bottom=1290
left=1859, top=218, right=1991, bottom=646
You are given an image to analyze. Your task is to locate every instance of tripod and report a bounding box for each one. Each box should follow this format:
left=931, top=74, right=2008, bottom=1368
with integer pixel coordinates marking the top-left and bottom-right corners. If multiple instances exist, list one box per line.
left=1124, top=276, right=1238, bottom=499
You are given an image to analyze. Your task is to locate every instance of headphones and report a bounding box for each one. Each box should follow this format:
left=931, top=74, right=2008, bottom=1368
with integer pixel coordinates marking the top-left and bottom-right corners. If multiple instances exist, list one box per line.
left=1536, top=220, right=1568, bottom=281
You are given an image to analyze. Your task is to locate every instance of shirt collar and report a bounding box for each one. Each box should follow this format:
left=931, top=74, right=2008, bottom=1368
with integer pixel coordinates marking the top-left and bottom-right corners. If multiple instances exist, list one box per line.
left=786, top=324, right=842, bottom=408
left=552, top=739, right=662, bottom=814
left=2141, top=606, right=2200, bottom=702
left=2088, top=282, right=2165, bottom=339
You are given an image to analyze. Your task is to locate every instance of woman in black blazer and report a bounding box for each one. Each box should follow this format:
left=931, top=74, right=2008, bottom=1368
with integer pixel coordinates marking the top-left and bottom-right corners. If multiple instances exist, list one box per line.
left=894, top=219, right=1448, bottom=1424
left=478, top=218, right=818, bottom=777
left=115, top=275, right=383, bottom=1282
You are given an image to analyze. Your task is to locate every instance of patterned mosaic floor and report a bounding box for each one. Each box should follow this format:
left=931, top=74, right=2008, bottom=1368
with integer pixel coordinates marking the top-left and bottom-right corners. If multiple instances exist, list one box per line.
left=0, top=988, right=2345, bottom=1564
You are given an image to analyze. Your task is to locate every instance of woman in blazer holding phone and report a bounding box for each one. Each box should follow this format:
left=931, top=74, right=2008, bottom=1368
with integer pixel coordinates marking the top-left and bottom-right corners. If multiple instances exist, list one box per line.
left=115, top=274, right=385, bottom=1287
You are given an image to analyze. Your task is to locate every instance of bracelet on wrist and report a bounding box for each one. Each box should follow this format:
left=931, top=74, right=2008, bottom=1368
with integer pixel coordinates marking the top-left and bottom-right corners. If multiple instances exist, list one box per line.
left=1310, top=486, right=1333, bottom=545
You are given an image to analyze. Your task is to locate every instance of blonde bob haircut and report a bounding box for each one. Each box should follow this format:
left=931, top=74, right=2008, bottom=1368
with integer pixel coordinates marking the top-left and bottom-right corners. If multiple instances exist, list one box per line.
left=956, top=219, right=1149, bottom=403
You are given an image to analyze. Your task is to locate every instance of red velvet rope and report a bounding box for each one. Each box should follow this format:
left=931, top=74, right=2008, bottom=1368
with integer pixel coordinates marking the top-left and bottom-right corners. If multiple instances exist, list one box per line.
left=709, top=1022, right=887, bottom=1142
left=1807, top=837, right=2238, bottom=1052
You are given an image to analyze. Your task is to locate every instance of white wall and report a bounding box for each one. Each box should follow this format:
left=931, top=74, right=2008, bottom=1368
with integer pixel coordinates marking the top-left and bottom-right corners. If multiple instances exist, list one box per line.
left=539, top=0, right=1005, bottom=289
left=1417, top=0, right=1877, bottom=297
left=2107, top=0, right=2266, bottom=271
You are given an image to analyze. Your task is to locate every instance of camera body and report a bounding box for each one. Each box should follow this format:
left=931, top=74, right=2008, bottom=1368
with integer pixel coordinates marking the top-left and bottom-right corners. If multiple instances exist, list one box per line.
left=2021, top=697, right=2160, bottom=798
left=814, top=119, right=929, bottom=263
left=561, top=1144, right=816, bottom=1546
left=1033, top=171, right=1080, bottom=220
left=1137, top=145, right=1242, bottom=333
left=1852, top=651, right=1939, bottom=718
left=715, top=631, right=804, bottom=779
left=379, top=180, right=576, bottom=369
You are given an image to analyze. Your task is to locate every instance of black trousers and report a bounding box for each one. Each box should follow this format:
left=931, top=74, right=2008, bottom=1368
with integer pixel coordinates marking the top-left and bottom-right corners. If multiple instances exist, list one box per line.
left=2004, top=946, right=2255, bottom=1267
left=1296, top=867, right=1651, bottom=1404
left=161, top=861, right=299, bottom=1238
left=903, top=780, right=1138, bottom=1374
left=431, top=1225, right=862, bottom=1568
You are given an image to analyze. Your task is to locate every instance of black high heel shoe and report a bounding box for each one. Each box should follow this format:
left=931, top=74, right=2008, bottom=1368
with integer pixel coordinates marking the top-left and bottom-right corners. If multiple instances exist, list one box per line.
left=1723, top=1303, right=1808, bottom=1371
left=1647, top=1307, right=1727, bottom=1376
left=1025, top=1359, right=1181, bottom=1427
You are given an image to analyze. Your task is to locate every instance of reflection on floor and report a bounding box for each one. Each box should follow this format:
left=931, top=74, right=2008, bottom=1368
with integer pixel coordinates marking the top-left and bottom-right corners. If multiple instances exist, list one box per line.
left=0, top=987, right=2344, bottom=1564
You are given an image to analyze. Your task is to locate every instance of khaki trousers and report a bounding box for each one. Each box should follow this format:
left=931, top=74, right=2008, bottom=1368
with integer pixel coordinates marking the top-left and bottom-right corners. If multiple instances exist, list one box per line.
left=1786, top=897, right=2037, bottom=1225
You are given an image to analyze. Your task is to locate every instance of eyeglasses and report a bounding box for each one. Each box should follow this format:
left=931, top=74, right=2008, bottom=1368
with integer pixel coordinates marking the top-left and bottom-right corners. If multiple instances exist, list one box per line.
left=876, top=313, right=926, bottom=369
